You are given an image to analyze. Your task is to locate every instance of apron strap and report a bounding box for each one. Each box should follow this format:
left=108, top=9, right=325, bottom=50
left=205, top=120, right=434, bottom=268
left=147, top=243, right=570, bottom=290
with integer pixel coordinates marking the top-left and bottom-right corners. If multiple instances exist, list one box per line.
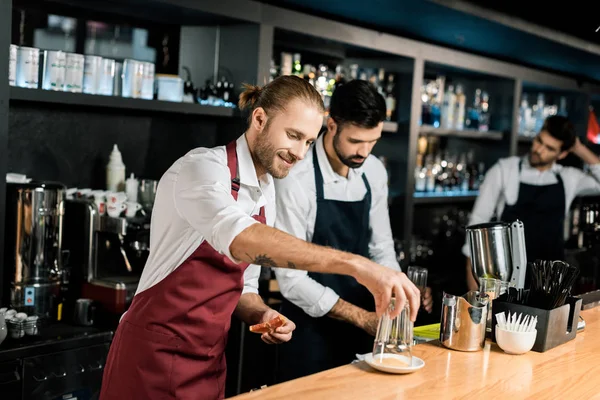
left=313, top=145, right=372, bottom=200
left=313, top=148, right=325, bottom=200
left=226, top=141, right=241, bottom=200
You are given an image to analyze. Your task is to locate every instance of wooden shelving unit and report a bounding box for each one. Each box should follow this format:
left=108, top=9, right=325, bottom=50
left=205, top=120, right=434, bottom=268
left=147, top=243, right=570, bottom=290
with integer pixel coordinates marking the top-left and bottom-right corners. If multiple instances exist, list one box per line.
left=9, top=87, right=238, bottom=117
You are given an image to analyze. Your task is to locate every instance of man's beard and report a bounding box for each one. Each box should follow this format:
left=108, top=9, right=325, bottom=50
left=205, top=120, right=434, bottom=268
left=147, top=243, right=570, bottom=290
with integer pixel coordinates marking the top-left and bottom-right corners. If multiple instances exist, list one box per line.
left=333, top=132, right=366, bottom=168
left=254, top=130, right=296, bottom=179
left=529, top=151, right=551, bottom=167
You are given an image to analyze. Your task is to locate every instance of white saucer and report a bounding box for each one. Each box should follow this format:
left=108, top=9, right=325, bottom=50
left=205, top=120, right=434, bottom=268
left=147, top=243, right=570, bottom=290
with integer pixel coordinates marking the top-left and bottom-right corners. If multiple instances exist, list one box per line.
left=364, top=352, right=425, bottom=374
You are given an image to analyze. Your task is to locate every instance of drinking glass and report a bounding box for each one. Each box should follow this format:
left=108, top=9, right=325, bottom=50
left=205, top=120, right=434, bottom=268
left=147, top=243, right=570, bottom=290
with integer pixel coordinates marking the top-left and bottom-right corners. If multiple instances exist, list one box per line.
left=407, top=266, right=428, bottom=308
left=372, top=298, right=413, bottom=368
left=479, top=277, right=500, bottom=333
left=407, top=266, right=428, bottom=292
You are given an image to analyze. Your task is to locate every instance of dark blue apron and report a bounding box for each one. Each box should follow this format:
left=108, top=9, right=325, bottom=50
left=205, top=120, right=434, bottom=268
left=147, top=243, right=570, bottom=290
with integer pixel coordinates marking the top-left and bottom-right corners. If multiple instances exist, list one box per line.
left=500, top=160, right=566, bottom=264
left=276, top=148, right=374, bottom=383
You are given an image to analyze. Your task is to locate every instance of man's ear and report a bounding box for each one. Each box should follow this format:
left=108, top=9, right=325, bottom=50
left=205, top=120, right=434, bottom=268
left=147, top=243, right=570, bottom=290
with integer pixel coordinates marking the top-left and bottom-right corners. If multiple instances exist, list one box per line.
left=326, top=116, right=337, bottom=135
left=557, top=150, right=569, bottom=160
left=251, top=107, right=268, bottom=132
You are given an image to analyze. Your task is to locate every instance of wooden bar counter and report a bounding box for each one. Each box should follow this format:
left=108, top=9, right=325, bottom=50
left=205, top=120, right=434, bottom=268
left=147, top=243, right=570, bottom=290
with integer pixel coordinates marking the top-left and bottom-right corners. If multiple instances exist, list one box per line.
left=229, top=307, right=600, bottom=399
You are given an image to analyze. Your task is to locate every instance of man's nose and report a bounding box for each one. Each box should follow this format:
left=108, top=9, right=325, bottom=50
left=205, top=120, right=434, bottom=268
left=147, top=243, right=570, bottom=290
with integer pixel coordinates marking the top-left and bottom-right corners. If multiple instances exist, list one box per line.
left=291, top=143, right=306, bottom=161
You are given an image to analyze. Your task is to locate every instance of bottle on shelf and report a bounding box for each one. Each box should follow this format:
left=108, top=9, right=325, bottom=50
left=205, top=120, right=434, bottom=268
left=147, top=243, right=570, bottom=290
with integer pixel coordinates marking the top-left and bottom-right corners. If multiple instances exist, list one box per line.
left=479, top=91, right=490, bottom=132
left=558, top=96, right=568, bottom=117
left=534, top=93, right=545, bottom=133
left=107, top=144, right=126, bottom=192
left=453, top=84, right=466, bottom=130
left=385, top=73, right=396, bottom=121
left=292, top=53, right=303, bottom=77
left=465, top=88, right=481, bottom=130
left=440, top=84, right=456, bottom=129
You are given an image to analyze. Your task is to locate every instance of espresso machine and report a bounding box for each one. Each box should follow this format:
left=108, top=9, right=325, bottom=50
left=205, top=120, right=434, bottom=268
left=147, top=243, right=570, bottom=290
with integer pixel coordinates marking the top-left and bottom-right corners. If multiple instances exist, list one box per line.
left=465, top=220, right=528, bottom=289
left=2, top=181, right=67, bottom=320
left=62, top=198, right=150, bottom=319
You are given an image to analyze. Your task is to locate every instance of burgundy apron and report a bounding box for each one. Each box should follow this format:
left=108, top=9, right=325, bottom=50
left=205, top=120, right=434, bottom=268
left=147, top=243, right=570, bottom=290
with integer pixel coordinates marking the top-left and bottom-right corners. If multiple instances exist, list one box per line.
left=99, top=141, right=266, bottom=400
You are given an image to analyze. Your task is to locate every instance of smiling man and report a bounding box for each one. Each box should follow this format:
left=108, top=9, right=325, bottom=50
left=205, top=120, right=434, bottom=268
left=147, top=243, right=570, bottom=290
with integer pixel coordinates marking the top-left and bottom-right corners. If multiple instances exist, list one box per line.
left=463, top=115, right=600, bottom=290
left=271, top=79, right=432, bottom=382
left=99, top=75, right=420, bottom=400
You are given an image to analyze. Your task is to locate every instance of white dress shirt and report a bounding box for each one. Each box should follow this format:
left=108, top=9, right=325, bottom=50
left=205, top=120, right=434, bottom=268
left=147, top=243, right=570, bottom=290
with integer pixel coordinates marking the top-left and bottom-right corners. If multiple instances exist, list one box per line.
left=272, top=134, right=401, bottom=318
left=135, top=134, right=274, bottom=297
left=462, top=155, right=600, bottom=257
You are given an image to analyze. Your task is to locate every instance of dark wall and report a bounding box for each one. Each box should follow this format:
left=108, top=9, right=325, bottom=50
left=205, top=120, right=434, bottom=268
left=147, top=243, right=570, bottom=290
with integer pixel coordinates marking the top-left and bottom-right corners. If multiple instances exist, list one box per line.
left=8, top=104, right=247, bottom=188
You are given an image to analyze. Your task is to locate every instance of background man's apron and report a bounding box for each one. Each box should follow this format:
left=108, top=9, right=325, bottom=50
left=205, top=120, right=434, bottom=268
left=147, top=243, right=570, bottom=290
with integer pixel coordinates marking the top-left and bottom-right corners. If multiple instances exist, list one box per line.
left=277, top=152, right=374, bottom=382
left=99, top=141, right=266, bottom=400
left=500, top=160, right=566, bottom=284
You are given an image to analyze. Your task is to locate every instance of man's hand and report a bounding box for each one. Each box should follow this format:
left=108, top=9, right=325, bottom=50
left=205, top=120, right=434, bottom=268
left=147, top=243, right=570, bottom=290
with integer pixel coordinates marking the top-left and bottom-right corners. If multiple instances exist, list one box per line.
left=570, top=137, right=600, bottom=165
left=258, top=309, right=296, bottom=344
left=354, top=263, right=421, bottom=321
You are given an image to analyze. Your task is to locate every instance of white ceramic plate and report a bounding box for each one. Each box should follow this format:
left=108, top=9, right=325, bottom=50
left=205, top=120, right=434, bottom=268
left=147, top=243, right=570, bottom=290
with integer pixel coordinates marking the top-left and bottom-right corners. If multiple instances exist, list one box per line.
left=364, top=352, right=425, bottom=374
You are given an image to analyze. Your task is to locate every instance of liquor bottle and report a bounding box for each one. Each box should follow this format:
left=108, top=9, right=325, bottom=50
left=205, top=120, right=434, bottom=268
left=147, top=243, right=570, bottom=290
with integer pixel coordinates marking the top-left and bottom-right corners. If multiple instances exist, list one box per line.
left=385, top=73, right=396, bottom=121
left=453, top=84, right=466, bottom=130
left=440, top=85, right=456, bottom=129
left=479, top=91, right=490, bottom=132
left=292, top=53, right=302, bottom=77
left=465, top=88, right=481, bottom=130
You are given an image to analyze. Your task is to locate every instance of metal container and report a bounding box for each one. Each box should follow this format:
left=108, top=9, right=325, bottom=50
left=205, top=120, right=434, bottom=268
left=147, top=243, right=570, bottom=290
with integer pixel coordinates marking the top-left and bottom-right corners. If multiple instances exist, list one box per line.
left=466, top=220, right=527, bottom=289
left=440, top=291, right=489, bottom=352
left=3, top=182, right=66, bottom=319
left=113, top=61, right=123, bottom=96
left=15, top=46, right=40, bottom=88
left=122, top=59, right=143, bottom=98
left=64, top=53, right=84, bottom=92
left=41, top=50, right=67, bottom=91
left=83, top=55, right=103, bottom=94
left=98, top=58, right=116, bottom=96
left=9, top=44, right=17, bottom=86
left=141, top=62, right=155, bottom=100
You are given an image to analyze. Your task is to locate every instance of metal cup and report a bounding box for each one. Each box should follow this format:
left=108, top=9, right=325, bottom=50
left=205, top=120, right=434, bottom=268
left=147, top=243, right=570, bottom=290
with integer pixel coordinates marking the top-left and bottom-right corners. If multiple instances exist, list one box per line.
left=73, top=298, right=95, bottom=326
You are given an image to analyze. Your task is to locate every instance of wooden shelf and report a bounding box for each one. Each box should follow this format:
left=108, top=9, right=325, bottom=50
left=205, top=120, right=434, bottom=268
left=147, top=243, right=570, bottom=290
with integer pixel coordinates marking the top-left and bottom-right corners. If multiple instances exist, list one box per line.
left=9, top=87, right=238, bottom=118
left=419, top=125, right=504, bottom=140
left=413, top=190, right=479, bottom=204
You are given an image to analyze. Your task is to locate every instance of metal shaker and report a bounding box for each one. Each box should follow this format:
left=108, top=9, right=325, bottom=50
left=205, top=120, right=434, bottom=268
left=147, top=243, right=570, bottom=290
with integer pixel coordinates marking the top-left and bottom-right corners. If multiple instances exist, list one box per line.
left=440, top=291, right=489, bottom=352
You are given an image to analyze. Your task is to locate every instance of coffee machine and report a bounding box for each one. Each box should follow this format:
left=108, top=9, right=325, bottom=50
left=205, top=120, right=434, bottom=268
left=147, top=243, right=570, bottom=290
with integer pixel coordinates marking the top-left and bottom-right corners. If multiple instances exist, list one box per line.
left=62, top=198, right=149, bottom=317
left=2, top=181, right=67, bottom=320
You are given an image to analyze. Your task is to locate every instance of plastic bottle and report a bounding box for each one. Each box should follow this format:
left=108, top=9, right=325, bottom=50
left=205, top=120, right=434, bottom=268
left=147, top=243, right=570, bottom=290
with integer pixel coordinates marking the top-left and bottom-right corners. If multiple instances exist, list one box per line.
left=106, top=144, right=126, bottom=192
left=125, top=173, right=139, bottom=202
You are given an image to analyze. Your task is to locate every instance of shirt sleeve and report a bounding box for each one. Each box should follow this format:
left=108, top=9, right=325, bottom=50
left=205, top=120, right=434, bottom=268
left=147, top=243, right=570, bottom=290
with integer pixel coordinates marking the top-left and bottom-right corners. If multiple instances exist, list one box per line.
left=461, top=162, right=504, bottom=257
left=242, top=264, right=261, bottom=294
left=573, top=164, right=600, bottom=195
left=173, top=150, right=259, bottom=263
left=272, top=175, right=340, bottom=318
left=368, top=163, right=401, bottom=271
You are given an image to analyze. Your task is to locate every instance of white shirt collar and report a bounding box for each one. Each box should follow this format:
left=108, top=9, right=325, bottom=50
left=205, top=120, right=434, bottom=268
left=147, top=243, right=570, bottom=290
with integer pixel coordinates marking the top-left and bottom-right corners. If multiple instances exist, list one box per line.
left=315, top=133, right=364, bottom=184
left=236, top=134, right=273, bottom=189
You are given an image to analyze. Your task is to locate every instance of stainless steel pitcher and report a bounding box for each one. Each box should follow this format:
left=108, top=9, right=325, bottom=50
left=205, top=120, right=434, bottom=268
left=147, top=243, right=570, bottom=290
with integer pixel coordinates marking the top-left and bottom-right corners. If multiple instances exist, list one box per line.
left=466, top=220, right=527, bottom=289
left=440, top=291, right=489, bottom=352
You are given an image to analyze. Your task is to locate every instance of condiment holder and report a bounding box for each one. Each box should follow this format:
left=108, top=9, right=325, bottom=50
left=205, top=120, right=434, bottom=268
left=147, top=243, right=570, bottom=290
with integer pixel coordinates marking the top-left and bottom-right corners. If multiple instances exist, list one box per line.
left=494, top=311, right=537, bottom=355
left=491, top=260, right=582, bottom=353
